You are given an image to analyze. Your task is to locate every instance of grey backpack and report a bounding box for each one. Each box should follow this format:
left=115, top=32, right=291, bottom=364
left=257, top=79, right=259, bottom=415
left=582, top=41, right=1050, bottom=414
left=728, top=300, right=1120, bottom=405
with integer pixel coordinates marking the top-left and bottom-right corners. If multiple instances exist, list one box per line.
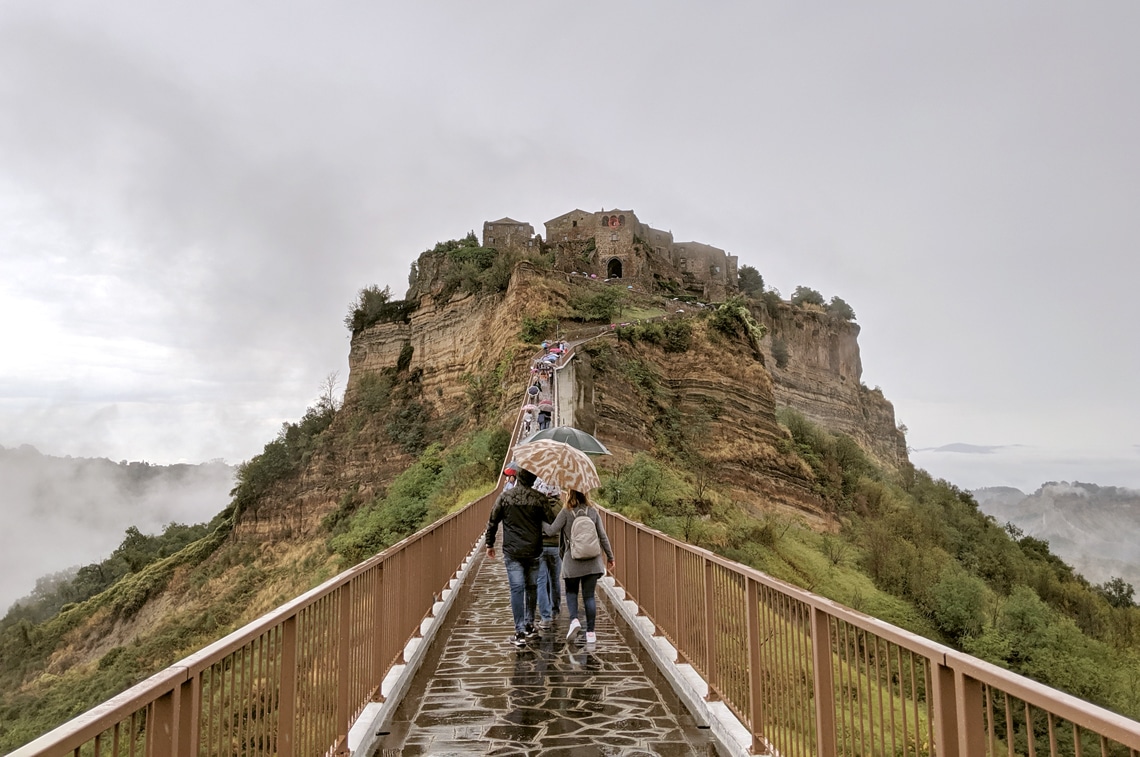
left=569, top=506, right=602, bottom=560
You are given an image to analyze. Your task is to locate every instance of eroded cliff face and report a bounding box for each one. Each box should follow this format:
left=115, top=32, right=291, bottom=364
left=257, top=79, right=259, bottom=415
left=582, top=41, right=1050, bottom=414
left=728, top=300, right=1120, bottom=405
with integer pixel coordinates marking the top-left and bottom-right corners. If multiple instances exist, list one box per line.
left=756, top=302, right=908, bottom=472
left=233, top=262, right=566, bottom=540
left=567, top=323, right=827, bottom=522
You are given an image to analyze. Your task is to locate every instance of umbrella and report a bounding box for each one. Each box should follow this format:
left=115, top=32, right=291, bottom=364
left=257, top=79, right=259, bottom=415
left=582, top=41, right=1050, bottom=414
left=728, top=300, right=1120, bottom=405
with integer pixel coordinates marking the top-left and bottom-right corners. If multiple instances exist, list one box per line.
left=520, top=426, right=611, bottom=455
left=511, top=440, right=600, bottom=492
left=537, top=401, right=553, bottom=412
left=521, top=403, right=538, bottom=412
left=548, top=347, right=564, bottom=354
left=527, top=385, right=540, bottom=397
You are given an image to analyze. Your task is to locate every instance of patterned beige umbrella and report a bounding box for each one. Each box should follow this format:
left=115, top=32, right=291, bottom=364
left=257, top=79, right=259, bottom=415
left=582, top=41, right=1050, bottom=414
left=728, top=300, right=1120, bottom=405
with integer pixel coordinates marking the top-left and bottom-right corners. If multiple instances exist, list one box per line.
left=511, top=439, right=601, bottom=492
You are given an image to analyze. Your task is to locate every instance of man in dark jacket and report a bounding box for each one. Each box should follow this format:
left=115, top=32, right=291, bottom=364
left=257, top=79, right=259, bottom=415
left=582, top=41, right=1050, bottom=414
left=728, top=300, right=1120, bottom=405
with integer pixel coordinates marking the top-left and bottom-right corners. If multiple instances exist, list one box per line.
left=486, top=468, right=551, bottom=647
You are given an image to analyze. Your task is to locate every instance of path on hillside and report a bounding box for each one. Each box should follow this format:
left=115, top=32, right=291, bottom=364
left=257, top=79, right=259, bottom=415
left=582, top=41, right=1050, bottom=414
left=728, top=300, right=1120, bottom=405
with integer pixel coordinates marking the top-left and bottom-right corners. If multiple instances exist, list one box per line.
left=370, top=554, right=717, bottom=756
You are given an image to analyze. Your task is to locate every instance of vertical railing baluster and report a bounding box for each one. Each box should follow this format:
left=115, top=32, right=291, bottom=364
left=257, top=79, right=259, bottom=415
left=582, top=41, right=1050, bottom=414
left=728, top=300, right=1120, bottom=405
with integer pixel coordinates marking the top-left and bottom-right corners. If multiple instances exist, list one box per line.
left=811, top=607, right=836, bottom=755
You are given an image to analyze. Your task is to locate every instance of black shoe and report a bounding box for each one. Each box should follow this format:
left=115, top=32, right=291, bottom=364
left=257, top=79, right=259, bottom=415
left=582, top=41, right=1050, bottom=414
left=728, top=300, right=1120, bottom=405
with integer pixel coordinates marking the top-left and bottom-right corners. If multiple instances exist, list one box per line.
left=524, top=623, right=539, bottom=637
left=509, top=631, right=527, bottom=648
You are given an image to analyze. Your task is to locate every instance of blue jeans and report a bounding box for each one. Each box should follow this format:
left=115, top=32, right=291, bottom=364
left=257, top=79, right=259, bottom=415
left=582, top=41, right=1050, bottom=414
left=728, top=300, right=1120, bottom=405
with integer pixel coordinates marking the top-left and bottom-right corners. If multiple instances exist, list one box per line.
left=502, top=554, right=539, bottom=634
left=564, top=573, right=601, bottom=632
left=536, top=545, right=562, bottom=621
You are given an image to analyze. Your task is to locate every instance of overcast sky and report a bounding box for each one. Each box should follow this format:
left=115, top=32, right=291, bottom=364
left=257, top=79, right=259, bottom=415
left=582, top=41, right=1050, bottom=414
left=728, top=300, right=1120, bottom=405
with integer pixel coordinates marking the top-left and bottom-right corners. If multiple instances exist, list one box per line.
left=1, top=1, right=1137, bottom=494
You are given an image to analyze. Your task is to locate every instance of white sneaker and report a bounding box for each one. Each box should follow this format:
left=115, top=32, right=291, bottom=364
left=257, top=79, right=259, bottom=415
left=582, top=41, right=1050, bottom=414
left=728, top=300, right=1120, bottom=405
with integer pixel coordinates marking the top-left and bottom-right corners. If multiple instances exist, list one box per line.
left=585, top=631, right=597, bottom=644
left=566, top=618, right=581, bottom=640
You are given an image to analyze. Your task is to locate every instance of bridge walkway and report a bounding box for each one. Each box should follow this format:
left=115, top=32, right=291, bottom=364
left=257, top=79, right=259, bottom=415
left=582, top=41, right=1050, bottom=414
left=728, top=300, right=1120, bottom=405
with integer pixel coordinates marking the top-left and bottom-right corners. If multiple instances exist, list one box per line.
left=370, top=552, right=719, bottom=756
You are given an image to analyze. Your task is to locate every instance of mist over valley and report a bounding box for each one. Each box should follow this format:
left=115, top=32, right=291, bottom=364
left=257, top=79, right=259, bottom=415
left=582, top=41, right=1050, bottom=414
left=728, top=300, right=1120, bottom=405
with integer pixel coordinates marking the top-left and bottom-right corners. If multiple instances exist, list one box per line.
left=0, top=445, right=235, bottom=613
left=973, top=481, right=1140, bottom=593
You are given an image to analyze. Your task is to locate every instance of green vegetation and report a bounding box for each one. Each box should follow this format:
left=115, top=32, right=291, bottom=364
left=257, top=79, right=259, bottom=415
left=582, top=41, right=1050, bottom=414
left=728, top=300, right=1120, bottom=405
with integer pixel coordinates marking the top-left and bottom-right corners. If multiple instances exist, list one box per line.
left=519, top=313, right=558, bottom=344
left=707, top=296, right=767, bottom=354
left=345, top=285, right=419, bottom=334
left=230, top=398, right=339, bottom=520
left=598, top=406, right=1140, bottom=719
left=615, top=319, right=692, bottom=353
left=434, top=233, right=521, bottom=299
left=570, top=287, right=626, bottom=322
left=790, top=285, right=825, bottom=307
left=329, top=428, right=508, bottom=564
left=737, top=264, right=764, bottom=298
left=826, top=295, right=856, bottom=321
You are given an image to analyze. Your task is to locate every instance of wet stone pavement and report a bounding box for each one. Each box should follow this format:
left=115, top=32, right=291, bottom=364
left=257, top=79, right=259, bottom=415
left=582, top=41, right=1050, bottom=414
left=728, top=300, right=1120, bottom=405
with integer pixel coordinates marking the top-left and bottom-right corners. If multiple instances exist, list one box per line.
left=371, top=554, right=719, bottom=757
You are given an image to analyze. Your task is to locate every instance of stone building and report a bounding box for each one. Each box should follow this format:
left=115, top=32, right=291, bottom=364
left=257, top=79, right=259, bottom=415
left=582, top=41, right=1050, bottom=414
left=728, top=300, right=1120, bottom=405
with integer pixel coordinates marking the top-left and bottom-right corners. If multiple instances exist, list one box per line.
left=481, top=217, right=539, bottom=253
left=537, top=207, right=739, bottom=299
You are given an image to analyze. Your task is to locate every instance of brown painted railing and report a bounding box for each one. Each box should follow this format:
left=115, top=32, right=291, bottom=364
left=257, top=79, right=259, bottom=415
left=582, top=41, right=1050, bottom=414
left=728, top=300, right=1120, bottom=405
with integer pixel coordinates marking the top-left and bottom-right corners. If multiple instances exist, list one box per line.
left=9, top=490, right=498, bottom=757
left=603, top=508, right=1140, bottom=756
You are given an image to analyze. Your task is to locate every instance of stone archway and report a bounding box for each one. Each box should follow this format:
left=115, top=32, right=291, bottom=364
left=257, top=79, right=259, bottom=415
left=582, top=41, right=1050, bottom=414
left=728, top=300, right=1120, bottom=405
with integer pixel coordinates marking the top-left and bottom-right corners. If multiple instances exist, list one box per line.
left=607, top=258, right=623, bottom=278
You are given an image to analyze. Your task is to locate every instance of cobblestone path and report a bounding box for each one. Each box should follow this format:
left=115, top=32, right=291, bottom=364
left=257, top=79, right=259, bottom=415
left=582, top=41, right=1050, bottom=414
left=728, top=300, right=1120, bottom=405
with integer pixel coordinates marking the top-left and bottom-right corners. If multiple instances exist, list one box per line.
left=372, top=554, right=719, bottom=756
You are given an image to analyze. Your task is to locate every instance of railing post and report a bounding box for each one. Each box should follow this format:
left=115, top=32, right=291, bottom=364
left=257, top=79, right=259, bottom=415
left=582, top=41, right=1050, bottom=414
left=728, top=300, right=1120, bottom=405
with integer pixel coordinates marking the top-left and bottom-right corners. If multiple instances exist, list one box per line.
left=955, top=669, right=986, bottom=756
left=932, top=660, right=960, bottom=757
left=371, top=562, right=386, bottom=702
left=148, top=689, right=176, bottom=757
left=336, top=584, right=352, bottom=753
left=810, top=607, right=837, bottom=756
left=704, top=557, right=719, bottom=701
left=279, top=616, right=298, bottom=757
left=746, top=578, right=768, bottom=754
left=177, top=678, right=196, bottom=757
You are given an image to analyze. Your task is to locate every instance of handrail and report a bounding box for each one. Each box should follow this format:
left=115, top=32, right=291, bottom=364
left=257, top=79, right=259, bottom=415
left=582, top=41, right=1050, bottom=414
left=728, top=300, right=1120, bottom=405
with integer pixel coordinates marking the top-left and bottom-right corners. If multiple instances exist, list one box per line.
left=601, top=507, right=1140, bottom=756
left=9, top=487, right=500, bottom=757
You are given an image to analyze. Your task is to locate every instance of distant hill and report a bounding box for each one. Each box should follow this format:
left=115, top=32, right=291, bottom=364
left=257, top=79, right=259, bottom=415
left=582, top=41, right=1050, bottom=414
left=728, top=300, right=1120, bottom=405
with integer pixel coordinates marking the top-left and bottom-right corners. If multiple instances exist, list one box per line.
left=973, top=481, right=1140, bottom=589
left=0, top=445, right=235, bottom=612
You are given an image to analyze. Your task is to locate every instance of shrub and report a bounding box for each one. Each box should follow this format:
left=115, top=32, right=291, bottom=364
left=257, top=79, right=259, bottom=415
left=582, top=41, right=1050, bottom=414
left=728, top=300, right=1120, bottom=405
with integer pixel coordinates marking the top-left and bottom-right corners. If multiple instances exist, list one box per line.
left=344, top=286, right=418, bottom=334
left=386, top=400, right=432, bottom=455
left=738, top=264, right=764, bottom=298
left=520, top=313, right=558, bottom=344
left=790, top=286, right=825, bottom=307
left=570, top=288, right=625, bottom=322
left=771, top=338, right=790, bottom=368
left=826, top=296, right=856, bottom=321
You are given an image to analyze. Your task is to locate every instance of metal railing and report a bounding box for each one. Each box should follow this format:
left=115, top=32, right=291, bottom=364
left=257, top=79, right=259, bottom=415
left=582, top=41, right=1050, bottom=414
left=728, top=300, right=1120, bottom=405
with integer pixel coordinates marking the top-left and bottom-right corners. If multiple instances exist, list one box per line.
left=603, top=509, right=1140, bottom=757
left=9, top=490, right=497, bottom=757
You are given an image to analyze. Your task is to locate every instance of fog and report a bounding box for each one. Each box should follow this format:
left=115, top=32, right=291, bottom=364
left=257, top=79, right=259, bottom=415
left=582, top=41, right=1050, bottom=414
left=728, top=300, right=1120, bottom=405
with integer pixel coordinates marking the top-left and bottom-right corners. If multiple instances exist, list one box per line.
left=0, top=446, right=234, bottom=612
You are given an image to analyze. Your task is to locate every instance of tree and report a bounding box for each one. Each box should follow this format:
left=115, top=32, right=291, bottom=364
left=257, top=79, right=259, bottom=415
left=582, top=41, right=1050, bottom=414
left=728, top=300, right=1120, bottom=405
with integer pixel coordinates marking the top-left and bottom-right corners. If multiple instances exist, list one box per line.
left=1097, top=577, right=1135, bottom=608
left=738, top=265, right=764, bottom=298
left=790, top=286, right=825, bottom=307
left=825, top=295, right=856, bottom=321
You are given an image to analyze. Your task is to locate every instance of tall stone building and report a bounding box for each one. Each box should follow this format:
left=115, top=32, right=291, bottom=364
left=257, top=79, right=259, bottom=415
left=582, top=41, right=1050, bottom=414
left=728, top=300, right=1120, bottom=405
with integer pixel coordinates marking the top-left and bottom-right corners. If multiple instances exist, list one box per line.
left=488, top=207, right=739, bottom=300
left=481, top=217, right=539, bottom=254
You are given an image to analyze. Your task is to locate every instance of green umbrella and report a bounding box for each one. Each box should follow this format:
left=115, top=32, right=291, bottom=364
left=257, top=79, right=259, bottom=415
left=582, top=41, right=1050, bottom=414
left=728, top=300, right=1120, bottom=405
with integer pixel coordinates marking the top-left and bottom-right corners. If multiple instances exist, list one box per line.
left=518, top=426, right=611, bottom=455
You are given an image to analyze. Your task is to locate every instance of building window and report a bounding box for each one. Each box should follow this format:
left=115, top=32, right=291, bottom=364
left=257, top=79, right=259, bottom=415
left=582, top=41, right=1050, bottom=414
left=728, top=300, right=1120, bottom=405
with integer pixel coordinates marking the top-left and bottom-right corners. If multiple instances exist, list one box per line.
left=618, top=214, right=625, bottom=225
left=572, top=220, right=577, bottom=227
left=488, top=237, right=495, bottom=244
left=527, top=240, right=533, bottom=247
left=611, top=233, right=618, bottom=241
left=600, top=216, right=608, bottom=227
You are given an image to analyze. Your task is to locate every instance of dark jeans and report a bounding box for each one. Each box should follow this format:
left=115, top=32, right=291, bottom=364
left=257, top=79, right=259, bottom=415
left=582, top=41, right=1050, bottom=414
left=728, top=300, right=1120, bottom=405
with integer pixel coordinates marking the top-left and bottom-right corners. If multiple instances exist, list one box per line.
left=502, top=554, right=539, bottom=634
left=537, top=545, right=562, bottom=620
left=564, top=572, right=601, bottom=632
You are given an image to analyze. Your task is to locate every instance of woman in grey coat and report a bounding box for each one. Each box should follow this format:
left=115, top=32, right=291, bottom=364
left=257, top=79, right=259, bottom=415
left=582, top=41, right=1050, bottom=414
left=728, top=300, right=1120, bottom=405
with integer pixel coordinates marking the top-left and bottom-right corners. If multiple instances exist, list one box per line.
left=543, top=489, right=615, bottom=644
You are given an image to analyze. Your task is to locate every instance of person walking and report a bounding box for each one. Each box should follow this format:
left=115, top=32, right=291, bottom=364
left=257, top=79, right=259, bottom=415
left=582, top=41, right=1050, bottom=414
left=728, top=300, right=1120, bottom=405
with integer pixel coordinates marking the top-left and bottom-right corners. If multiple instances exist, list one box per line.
left=544, top=489, right=614, bottom=645
left=486, top=468, right=550, bottom=647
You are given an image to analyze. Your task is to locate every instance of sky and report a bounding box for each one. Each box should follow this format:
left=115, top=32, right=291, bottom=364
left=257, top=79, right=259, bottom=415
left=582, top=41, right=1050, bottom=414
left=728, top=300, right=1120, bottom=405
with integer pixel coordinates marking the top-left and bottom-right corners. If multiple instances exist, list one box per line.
left=1, top=1, right=1138, bottom=495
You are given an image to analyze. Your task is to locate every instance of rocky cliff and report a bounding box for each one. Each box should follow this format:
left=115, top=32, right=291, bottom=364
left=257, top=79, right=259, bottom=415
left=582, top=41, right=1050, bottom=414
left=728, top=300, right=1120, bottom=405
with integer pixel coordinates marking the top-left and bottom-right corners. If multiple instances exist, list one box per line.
left=756, top=301, right=908, bottom=472
left=234, top=250, right=908, bottom=539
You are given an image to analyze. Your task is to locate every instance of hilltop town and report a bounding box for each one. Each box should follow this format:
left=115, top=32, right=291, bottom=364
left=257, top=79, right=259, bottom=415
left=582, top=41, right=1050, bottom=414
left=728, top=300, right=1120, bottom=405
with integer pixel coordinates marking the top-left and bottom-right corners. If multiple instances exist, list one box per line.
left=483, top=208, right=739, bottom=301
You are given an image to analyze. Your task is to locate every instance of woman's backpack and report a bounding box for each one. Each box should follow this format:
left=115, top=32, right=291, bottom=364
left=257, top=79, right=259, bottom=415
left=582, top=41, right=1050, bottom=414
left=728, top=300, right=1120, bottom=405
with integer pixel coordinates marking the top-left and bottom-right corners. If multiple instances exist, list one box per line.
left=569, top=506, right=602, bottom=560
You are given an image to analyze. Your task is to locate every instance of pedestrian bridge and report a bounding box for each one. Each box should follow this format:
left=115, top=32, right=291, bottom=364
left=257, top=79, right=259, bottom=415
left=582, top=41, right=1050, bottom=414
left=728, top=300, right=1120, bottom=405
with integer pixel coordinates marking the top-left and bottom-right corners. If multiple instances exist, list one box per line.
left=13, top=484, right=1140, bottom=757
left=12, top=339, right=1140, bottom=756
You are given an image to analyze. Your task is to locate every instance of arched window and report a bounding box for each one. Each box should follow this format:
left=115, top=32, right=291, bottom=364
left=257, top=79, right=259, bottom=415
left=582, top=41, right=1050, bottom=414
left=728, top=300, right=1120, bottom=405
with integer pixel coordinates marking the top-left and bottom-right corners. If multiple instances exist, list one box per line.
left=607, top=258, right=623, bottom=278
left=601, top=216, right=609, bottom=227
left=618, top=215, right=625, bottom=226
left=610, top=215, right=618, bottom=227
